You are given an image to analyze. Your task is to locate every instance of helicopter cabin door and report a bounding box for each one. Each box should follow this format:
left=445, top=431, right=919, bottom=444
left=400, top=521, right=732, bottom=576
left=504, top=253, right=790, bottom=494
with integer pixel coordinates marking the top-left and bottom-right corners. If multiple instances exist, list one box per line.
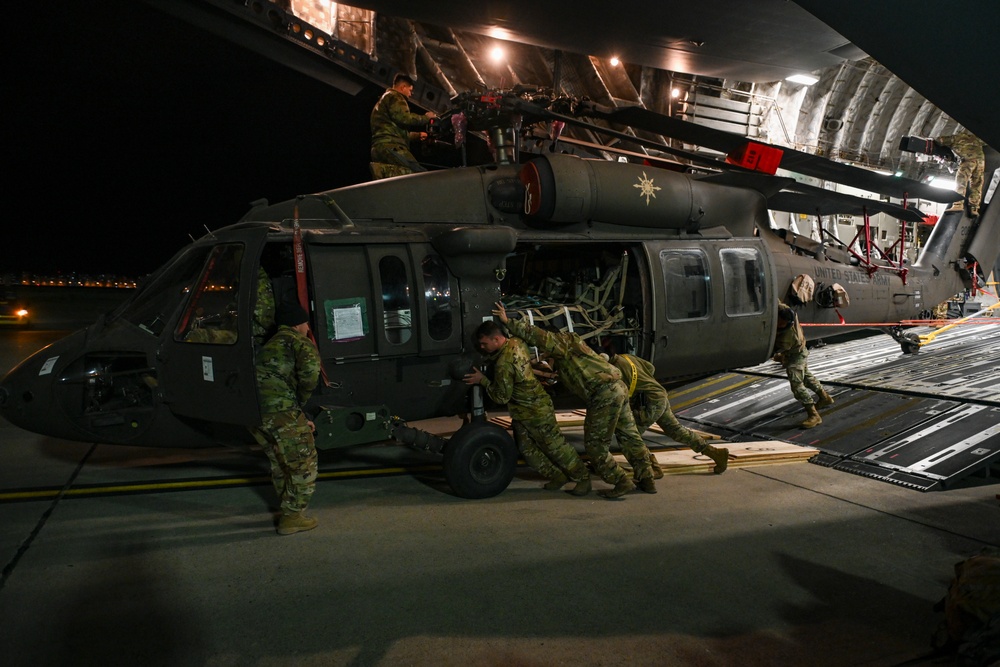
left=652, top=239, right=774, bottom=376
left=156, top=229, right=268, bottom=426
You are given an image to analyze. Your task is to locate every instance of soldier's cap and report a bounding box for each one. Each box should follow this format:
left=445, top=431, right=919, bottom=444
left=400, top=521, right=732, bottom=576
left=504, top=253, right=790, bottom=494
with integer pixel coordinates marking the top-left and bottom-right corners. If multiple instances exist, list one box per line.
left=276, top=302, right=309, bottom=327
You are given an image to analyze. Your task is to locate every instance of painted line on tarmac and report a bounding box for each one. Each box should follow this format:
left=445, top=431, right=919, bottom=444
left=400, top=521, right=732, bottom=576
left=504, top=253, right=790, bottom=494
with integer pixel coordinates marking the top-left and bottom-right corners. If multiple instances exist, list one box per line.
left=0, top=464, right=445, bottom=503
left=2, top=443, right=97, bottom=590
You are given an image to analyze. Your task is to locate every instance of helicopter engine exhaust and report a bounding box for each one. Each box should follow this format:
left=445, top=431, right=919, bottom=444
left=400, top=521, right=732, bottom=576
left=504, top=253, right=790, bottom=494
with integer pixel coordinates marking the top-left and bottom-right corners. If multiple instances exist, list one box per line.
left=519, top=153, right=767, bottom=234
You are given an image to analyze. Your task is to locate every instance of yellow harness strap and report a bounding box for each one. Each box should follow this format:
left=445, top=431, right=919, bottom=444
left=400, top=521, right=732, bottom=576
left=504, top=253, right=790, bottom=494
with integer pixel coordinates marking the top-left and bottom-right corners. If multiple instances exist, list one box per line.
left=624, top=355, right=639, bottom=398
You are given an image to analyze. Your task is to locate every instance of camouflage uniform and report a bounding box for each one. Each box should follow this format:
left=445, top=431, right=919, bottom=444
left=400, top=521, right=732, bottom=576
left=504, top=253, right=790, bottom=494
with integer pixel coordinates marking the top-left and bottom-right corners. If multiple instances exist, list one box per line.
left=611, top=353, right=707, bottom=451
left=773, top=306, right=824, bottom=407
left=252, top=267, right=275, bottom=347
left=938, top=130, right=986, bottom=214
left=506, top=319, right=654, bottom=483
left=480, top=336, right=589, bottom=482
left=252, top=325, right=322, bottom=515
left=370, top=87, right=429, bottom=179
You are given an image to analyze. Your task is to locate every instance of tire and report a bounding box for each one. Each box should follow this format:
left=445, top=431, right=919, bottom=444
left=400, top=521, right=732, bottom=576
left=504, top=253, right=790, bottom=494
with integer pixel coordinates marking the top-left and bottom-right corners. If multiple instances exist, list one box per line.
left=442, top=422, right=516, bottom=499
left=900, top=333, right=921, bottom=355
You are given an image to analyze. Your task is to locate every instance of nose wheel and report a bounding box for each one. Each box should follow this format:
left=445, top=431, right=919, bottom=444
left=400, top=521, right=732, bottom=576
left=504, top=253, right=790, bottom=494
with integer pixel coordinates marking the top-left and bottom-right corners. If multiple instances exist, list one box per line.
left=888, top=326, right=922, bottom=354
left=442, top=422, right=517, bottom=498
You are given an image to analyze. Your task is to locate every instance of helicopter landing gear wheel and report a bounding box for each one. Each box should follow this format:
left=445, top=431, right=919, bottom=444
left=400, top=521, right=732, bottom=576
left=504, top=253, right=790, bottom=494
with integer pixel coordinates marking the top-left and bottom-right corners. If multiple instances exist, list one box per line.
left=443, top=422, right=516, bottom=499
left=900, top=333, right=921, bottom=354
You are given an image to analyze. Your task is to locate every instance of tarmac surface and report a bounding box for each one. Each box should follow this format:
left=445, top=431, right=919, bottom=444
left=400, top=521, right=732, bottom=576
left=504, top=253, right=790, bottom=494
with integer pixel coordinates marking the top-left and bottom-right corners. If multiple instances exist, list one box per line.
left=1, top=303, right=998, bottom=666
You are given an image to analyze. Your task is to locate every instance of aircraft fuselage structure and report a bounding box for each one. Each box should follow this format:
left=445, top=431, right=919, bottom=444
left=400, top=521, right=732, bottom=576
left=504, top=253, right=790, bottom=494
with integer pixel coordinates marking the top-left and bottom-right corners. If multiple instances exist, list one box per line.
left=0, top=154, right=994, bottom=498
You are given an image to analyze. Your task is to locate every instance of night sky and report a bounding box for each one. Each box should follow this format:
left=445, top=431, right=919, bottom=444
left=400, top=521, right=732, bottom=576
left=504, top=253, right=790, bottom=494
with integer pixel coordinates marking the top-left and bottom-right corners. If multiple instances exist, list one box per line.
left=5, top=1, right=377, bottom=277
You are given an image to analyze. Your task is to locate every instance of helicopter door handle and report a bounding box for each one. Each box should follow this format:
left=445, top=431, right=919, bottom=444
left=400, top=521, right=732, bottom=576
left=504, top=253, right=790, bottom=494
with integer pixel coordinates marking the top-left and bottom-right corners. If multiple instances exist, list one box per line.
left=659, top=335, right=668, bottom=348
left=225, top=371, right=240, bottom=388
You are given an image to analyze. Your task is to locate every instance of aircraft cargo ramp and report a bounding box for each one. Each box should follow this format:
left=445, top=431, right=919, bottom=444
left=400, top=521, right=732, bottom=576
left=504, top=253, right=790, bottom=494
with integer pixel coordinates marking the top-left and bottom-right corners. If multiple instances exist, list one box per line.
left=670, top=319, right=1000, bottom=491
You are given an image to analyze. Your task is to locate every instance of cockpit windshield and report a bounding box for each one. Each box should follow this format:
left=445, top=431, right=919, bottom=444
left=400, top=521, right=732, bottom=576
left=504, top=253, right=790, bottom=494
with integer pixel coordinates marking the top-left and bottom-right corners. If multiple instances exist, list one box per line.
left=114, top=244, right=243, bottom=339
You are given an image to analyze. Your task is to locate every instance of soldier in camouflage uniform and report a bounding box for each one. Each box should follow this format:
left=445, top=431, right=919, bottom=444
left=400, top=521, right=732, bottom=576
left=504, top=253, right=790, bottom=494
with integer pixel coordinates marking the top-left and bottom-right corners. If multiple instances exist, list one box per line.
left=463, top=321, right=591, bottom=495
left=772, top=302, right=833, bottom=429
left=496, top=302, right=655, bottom=498
left=252, top=267, right=275, bottom=348
left=370, top=73, right=436, bottom=179
left=607, top=350, right=730, bottom=476
left=937, top=129, right=986, bottom=215
left=252, top=302, right=322, bottom=535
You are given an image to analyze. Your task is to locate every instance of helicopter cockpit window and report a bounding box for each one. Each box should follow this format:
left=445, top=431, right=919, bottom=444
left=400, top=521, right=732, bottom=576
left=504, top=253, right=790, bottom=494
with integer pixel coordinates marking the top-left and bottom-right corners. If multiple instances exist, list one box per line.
left=661, top=250, right=710, bottom=321
left=117, top=246, right=212, bottom=337
left=174, top=244, right=244, bottom=344
left=379, top=255, right=412, bottom=344
left=422, top=255, right=452, bottom=341
left=720, top=248, right=766, bottom=316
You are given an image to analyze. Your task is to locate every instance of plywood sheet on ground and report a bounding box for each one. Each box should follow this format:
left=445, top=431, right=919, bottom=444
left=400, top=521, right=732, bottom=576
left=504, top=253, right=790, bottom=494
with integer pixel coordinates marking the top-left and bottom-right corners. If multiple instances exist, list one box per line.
left=614, top=441, right=818, bottom=474
left=488, top=411, right=586, bottom=430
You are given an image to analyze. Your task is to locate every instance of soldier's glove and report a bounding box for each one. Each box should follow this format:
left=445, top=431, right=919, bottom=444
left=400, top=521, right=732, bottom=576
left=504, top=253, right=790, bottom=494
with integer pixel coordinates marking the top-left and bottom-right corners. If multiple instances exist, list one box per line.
left=772, top=353, right=785, bottom=364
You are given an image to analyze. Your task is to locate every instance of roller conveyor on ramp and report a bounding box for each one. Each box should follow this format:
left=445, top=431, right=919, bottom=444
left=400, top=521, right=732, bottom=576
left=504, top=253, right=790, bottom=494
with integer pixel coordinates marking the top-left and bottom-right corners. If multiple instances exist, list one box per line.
left=669, top=321, right=1000, bottom=491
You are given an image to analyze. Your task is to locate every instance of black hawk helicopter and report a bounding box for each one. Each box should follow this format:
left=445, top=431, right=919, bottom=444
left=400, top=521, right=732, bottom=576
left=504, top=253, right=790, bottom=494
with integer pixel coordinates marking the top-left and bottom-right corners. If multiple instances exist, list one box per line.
left=0, top=88, right=995, bottom=499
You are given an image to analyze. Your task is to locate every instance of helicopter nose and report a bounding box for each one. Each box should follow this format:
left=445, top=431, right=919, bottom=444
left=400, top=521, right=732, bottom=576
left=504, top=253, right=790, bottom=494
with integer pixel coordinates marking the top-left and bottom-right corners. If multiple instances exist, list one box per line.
left=0, top=328, right=87, bottom=434
left=0, top=364, right=36, bottom=426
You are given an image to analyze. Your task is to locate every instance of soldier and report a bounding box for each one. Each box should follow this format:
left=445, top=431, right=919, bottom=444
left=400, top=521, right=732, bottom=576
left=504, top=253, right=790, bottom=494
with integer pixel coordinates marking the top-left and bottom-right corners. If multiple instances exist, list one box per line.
left=463, top=321, right=591, bottom=495
left=772, top=302, right=834, bottom=429
left=937, top=129, right=986, bottom=216
left=370, top=73, right=437, bottom=179
left=251, top=302, right=322, bottom=535
left=496, top=302, right=656, bottom=498
left=606, top=349, right=730, bottom=476
left=252, top=266, right=275, bottom=348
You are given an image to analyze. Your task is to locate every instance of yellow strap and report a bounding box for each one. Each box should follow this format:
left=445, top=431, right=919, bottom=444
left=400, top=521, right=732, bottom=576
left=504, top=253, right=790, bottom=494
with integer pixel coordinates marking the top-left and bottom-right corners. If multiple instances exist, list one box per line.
left=624, top=355, right=639, bottom=398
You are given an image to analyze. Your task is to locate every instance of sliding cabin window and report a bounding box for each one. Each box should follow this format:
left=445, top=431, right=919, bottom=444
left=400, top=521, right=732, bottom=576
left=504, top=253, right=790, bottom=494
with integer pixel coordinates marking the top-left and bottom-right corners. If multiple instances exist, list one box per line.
left=379, top=255, right=413, bottom=345
left=422, top=255, right=453, bottom=342
left=660, top=250, right=710, bottom=321
left=720, top=247, right=766, bottom=316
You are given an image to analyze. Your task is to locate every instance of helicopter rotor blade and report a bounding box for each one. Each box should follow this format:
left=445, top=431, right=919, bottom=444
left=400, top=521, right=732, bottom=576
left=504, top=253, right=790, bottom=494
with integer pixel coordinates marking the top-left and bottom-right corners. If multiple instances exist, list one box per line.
left=574, top=101, right=960, bottom=204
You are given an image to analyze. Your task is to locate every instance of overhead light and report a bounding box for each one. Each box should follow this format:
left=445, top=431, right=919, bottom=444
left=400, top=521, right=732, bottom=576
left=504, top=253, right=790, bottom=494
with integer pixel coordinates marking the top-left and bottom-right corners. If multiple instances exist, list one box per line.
left=786, top=74, right=819, bottom=86
left=490, top=46, right=505, bottom=64
left=671, top=88, right=682, bottom=98
left=609, top=56, right=620, bottom=67
left=929, top=176, right=957, bottom=190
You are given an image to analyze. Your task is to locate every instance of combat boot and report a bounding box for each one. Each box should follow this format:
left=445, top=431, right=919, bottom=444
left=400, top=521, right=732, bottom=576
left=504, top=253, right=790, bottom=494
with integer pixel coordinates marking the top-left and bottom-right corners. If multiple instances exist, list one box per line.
left=637, top=477, right=657, bottom=494
left=816, top=390, right=835, bottom=408
left=598, top=478, right=635, bottom=499
left=703, top=444, right=730, bottom=474
left=649, top=460, right=664, bottom=480
left=543, top=473, right=569, bottom=490
left=277, top=512, right=318, bottom=535
left=569, top=477, right=591, bottom=496
left=800, top=405, right=822, bottom=429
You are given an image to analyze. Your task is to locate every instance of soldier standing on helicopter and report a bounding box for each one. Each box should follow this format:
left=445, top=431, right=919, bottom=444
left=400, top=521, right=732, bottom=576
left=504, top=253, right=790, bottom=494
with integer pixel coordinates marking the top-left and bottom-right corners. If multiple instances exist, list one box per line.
left=937, top=129, right=986, bottom=216
left=370, top=73, right=437, bottom=179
